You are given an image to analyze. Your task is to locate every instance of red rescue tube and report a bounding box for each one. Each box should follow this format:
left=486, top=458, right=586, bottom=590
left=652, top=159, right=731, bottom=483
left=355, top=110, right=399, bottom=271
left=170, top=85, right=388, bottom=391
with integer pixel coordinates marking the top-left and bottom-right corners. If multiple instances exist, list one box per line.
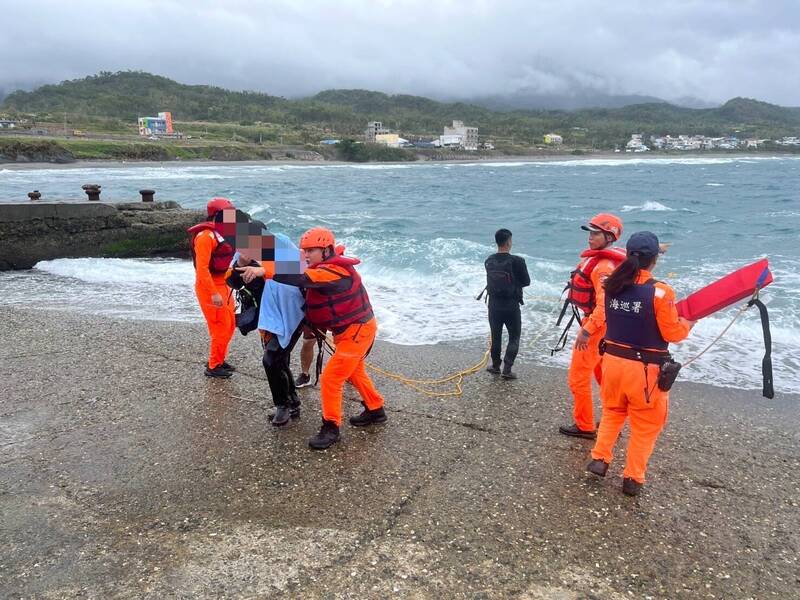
left=676, top=258, right=773, bottom=320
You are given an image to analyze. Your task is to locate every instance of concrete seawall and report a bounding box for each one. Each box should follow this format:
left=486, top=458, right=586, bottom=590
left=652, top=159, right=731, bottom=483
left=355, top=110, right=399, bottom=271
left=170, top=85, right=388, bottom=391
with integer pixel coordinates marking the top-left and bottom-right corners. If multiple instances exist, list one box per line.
left=0, top=201, right=205, bottom=270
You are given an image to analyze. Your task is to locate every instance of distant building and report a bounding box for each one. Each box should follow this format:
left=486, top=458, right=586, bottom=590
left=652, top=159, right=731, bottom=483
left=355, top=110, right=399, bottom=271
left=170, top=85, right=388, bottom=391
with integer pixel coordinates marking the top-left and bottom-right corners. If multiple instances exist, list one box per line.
left=0, top=119, right=16, bottom=129
left=138, top=112, right=174, bottom=137
left=625, top=134, right=649, bottom=152
left=443, top=120, right=478, bottom=150
left=365, top=121, right=389, bottom=142
left=436, top=134, right=464, bottom=148
left=319, top=139, right=340, bottom=145
left=375, top=133, right=401, bottom=147
left=543, top=133, right=562, bottom=145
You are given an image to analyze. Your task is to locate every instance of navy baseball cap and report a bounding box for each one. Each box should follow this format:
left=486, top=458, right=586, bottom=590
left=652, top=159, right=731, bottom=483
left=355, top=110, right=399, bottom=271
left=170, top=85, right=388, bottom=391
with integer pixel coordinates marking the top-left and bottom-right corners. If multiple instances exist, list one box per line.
left=626, top=231, right=660, bottom=257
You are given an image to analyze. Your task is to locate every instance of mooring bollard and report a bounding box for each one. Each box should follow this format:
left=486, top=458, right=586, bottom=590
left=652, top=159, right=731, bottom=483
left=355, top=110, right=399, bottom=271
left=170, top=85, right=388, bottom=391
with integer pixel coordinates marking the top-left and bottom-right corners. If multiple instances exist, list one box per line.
left=28, top=190, right=42, bottom=201
left=139, top=189, right=155, bottom=202
left=81, top=184, right=102, bottom=201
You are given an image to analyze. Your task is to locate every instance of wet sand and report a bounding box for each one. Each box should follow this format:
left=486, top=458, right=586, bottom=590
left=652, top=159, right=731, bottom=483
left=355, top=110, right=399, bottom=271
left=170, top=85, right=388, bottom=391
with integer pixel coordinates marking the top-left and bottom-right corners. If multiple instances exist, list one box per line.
left=1, top=306, right=798, bottom=598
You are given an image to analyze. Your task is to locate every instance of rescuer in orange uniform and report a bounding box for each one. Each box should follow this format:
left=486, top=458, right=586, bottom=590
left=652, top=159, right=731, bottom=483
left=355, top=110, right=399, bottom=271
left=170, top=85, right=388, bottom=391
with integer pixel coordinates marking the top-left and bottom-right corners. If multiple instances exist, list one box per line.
left=586, top=231, right=695, bottom=496
left=187, top=198, right=237, bottom=378
left=558, top=213, right=626, bottom=439
left=240, top=227, right=386, bottom=450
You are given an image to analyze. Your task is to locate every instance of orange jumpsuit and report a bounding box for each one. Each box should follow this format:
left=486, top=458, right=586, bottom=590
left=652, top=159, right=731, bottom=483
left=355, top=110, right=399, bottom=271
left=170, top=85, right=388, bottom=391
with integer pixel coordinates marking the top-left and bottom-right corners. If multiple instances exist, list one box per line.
left=590, top=270, right=692, bottom=483
left=567, top=256, right=617, bottom=432
left=274, top=262, right=384, bottom=427
left=193, top=229, right=235, bottom=369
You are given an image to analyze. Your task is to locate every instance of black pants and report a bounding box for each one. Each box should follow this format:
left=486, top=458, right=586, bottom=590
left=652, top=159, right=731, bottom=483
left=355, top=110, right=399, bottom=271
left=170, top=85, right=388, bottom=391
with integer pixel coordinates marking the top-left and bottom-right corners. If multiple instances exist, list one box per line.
left=262, top=325, right=303, bottom=407
left=488, top=303, right=521, bottom=370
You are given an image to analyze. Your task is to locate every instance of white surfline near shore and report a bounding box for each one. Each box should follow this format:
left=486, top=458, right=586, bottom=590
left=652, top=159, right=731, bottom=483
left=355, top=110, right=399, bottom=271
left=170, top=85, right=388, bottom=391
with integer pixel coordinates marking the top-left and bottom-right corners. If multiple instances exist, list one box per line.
left=1, top=255, right=795, bottom=395
left=621, top=200, right=674, bottom=212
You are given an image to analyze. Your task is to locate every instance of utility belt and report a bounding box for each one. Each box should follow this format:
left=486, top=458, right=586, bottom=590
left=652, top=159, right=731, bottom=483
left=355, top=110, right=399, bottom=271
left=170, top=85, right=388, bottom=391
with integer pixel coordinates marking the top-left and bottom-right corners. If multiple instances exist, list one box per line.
left=600, top=340, right=681, bottom=392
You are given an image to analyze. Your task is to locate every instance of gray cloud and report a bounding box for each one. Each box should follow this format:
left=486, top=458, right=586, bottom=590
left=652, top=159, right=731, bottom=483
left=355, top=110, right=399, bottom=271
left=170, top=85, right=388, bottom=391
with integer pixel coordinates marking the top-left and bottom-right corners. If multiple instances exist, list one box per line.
left=2, top=0, right=799, bottom=105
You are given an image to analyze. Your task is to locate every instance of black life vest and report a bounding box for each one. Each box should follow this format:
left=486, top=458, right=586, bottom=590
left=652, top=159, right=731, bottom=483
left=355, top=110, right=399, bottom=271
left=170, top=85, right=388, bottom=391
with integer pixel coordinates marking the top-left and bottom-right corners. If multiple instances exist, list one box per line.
left=604, top=279, right=669, bottom=353
left=187, top=222, right=234, bottom=274
left=484, top=254, right=517, bottom=301
left=305, top=255, right=374, bottom=333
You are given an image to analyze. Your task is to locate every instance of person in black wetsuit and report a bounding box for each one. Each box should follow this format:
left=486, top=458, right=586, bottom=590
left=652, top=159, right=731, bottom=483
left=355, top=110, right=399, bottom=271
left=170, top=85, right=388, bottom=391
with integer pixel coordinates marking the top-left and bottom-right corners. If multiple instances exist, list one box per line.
left=484, top=228, right=531, bottom=379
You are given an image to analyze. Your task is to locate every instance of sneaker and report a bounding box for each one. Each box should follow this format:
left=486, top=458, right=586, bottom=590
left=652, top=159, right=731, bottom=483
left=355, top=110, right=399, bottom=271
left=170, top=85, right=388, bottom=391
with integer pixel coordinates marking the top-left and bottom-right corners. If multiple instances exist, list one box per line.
left=204, top=365, right=232, bottom=379
left=486, top=365, right=501, bottom=375
left=349, top=405, right=388, bottom=427
left=309, top=420, right=340, bottom=450
left=586, top=459, right=609, bottom=477
left=622, top=477, right=643, bottom=496
left=558, top=423, right=596, bottom=439
left=269, top=406, right=292, bottom=427
left=501, top=370, right=517, bottom=380
left=295, top=373, right=313, bottom=388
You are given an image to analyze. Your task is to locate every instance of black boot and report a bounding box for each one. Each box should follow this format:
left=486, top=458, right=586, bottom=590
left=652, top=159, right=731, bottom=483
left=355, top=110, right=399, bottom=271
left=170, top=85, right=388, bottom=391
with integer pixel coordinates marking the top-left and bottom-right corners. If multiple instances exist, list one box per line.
left=558, top=423, right=596, bottom=439
left=289, top=395, right=301, bottom=420
left=309, top=420, right=340, bottom=450
left=349, top=405, right=388, bottom=427
left=622, top=477, right=643, bottom=496
left=501, top=368, right=517, bottom=380
left=586, top=459, right=609, bottom=477
left=270, top=405, right=291, bottom=427
left=221, top=361, right=236, bottom=372
left=486, top=364, right=501, bottom=374
left=204, top=365, right=232, bottom=378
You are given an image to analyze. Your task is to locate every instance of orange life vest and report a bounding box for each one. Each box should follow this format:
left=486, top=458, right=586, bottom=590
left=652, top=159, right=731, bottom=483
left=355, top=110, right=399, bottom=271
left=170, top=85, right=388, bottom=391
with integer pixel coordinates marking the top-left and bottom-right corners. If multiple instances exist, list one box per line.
left=567, top=246, right=627, bottom=315
left=187, top=222, right=234, bottom=274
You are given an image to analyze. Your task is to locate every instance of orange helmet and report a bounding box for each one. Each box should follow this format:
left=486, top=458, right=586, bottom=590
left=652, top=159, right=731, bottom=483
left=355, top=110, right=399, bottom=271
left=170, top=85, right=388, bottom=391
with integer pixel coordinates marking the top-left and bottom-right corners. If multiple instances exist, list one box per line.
left=582, top=213, right=623, bottom=241
left=299, top=227, right=335, bottom=250
left=207, top=197, right=234, bottom=217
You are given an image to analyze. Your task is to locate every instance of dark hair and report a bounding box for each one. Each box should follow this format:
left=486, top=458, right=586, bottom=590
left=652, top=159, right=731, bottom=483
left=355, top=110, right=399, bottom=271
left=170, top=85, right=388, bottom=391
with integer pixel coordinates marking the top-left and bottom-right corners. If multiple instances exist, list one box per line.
left=495, top=228, right=512, bottom=246
left=603, top=253, right=653, bottom=297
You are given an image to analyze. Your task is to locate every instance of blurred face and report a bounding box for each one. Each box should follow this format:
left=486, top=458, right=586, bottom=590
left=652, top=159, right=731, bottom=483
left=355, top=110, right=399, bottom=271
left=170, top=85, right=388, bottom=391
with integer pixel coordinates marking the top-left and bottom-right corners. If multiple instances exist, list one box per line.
left=304, top=247, right=324, bottom=266
left=588, top=229, right=609, bottom=250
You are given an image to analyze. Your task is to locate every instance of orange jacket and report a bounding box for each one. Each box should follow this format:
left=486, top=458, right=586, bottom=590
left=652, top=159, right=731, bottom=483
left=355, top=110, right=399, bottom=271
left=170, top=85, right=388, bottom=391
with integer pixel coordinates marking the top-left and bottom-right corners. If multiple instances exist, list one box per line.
left=581, top=257, right=618, bottom=336
left=193, top=230, right=228, bottom=296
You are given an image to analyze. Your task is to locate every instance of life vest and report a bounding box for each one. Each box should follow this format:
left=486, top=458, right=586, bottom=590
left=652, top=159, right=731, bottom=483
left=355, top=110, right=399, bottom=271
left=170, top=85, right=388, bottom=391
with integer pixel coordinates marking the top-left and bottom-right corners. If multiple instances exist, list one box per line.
left=304, top=255, right=374, bottom=333
left=604, top=279, right=669, bottom=354
left=567, top=246, right=627, bottom=315
left=187, top=222, right=234, bottom=274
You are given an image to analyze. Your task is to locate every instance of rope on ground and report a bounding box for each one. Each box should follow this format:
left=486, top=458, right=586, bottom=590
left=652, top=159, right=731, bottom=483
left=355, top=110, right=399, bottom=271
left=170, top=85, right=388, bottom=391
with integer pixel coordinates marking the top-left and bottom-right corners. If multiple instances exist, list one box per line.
left=681, top=293, right=756, bottom=368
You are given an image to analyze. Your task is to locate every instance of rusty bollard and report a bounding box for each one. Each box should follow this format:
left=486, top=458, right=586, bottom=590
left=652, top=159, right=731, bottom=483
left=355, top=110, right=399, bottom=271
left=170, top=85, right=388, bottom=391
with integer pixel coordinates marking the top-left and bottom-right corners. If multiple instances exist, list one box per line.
left=82, top=184, right=102, bottom=201
left=28, top=190, right=42, bottom=201
left=139, top=189, right=155, bottom=202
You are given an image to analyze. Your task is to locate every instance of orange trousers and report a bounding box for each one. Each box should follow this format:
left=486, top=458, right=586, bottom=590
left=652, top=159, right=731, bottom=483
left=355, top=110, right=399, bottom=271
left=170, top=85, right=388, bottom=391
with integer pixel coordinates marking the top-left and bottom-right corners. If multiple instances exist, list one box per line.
left=567, top=320, right=604, bottom=432
left=321, top=318, right=384, bottom=426
left=591, top=354, right=669, bottom=483
left=196, top=281, right=235, bottom=369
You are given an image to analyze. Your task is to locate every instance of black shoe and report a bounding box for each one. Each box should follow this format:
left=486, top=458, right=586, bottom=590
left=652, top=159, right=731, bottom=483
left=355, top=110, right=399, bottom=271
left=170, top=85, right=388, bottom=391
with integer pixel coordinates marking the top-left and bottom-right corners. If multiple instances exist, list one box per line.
left=486, top=365, right=501, bottom=375
left=295, top=373, right=313, bottom=388
left=622, top=477, right=643, bottom=496
left=289, top=395, right=301, bottom=420
left=349, top=405, right=388, bottom=427
left=501, top=370, right=517, bottom=380
left=270, top=406, right=292, bottom=427
left=204, top=365, right=232, bottom=378
left=221, top=361, right=235, bottom=372
left=558, top=424, right=596, bottom=439
left=309, top=420, right=340, bottom=450
left=586, top=459, right=609, bottom=477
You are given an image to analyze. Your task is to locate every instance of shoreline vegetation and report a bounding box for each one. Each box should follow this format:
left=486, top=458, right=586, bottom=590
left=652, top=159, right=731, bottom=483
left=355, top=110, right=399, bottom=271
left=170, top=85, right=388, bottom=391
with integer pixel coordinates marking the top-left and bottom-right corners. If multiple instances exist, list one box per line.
left=2, top=71, right=800, bottom=165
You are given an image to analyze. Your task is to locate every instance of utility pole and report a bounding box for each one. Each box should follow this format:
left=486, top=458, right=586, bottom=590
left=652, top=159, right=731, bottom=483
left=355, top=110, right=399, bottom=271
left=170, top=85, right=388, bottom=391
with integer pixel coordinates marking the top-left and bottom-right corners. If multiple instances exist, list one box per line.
left=64, top=112, right=67, bottom=137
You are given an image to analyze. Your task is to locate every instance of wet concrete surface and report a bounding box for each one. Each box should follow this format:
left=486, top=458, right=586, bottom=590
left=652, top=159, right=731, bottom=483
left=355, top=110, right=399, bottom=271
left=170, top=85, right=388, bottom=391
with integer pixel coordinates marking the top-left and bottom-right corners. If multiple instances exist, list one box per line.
left=1, top=306, right=798, bottom=599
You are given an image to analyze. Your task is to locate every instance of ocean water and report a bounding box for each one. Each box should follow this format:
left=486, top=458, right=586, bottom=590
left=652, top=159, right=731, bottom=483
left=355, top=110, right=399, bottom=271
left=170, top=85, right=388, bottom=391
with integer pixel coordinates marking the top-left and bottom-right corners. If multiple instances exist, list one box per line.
left=1, top=157, right=799, bottom=394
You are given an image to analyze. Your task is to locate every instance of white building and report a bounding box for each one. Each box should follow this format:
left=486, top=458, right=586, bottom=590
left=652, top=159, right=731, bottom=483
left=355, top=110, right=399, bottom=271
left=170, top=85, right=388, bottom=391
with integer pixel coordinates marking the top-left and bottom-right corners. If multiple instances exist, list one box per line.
left=443, top=120, right=478, bottom=150
left=625, top=134, right=649, bottom=152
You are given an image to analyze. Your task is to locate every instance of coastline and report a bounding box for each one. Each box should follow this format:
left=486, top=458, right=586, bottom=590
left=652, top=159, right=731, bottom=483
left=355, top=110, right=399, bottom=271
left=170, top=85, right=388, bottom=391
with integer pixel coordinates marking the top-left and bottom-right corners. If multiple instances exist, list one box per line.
left=2, top=304, right=798, bottom=598
left=2, top=151, right=797, bottom=171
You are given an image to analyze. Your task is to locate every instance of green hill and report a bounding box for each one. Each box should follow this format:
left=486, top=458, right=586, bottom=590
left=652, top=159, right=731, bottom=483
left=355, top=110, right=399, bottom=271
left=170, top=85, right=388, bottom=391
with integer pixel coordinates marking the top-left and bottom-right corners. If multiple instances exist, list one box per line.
left=3, top=71, right=800, bottom=147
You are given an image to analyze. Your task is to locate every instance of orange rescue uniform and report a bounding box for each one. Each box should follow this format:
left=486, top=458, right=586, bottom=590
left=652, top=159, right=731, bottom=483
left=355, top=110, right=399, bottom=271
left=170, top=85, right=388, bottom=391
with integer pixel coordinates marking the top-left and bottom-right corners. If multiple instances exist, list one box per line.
left=274, top=258, right=384, bottom=427
left=193, top=229, right=235, bottom=369
left=568, top=256, right=617, bottom=432
left=591, top=270, right=692, bottom=483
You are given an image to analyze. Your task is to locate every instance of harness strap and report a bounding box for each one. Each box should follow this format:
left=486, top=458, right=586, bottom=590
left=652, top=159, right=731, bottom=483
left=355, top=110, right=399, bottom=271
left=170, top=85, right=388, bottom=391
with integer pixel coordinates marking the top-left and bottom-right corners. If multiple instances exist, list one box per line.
left=747, top=296, right=774, bottom=399
left=599, top=339, right=671, bottom=365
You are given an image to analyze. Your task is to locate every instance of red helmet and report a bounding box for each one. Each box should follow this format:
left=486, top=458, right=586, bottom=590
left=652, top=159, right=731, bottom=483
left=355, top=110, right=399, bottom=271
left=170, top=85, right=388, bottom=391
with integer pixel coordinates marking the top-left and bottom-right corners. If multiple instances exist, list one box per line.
left=582, top=213, right=623, bottom=241
left=300, top=227, right=335, bottom=250
left=206, top=197, right=234, bottom=217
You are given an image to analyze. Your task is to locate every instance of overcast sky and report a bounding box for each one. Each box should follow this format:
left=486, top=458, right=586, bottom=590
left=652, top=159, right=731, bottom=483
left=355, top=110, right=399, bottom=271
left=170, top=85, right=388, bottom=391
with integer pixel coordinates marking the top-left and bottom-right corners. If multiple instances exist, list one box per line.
left=2, top=0, right=799, bottom=105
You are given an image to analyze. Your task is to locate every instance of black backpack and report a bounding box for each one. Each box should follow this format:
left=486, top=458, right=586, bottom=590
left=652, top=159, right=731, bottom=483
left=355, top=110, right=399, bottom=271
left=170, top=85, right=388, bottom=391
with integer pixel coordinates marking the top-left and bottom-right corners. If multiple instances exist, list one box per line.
left=226, top=262, right=265, bottom=336
left=484, top=254, right=516, bottom=300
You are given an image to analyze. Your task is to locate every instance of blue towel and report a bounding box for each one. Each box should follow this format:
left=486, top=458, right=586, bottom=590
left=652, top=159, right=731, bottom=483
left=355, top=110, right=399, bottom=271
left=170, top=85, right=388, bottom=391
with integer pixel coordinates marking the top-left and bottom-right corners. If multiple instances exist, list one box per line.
left=258, top=279, right=305, bottom=349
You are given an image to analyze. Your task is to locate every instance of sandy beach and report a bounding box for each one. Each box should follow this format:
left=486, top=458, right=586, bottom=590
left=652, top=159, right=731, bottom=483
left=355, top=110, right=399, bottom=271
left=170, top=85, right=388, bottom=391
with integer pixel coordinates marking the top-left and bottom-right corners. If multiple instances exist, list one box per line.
left=1, top=305, right=798, bottom=598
